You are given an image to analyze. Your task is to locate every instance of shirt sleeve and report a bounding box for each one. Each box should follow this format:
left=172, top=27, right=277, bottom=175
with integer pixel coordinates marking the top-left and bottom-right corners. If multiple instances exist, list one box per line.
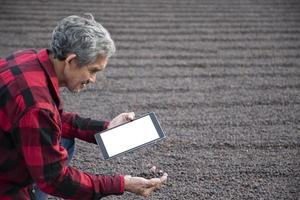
left=17, top=107, right=123, bottom=199
left=61, top=112, right=109, bottom=143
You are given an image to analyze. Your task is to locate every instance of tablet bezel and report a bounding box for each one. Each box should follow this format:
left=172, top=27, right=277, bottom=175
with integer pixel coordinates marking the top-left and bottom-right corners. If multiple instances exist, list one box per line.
left=94, top=112, right=166, bottom=160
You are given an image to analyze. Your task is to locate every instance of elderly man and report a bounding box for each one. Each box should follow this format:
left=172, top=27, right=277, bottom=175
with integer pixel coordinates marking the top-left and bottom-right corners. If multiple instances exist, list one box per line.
left=0, top=14, right=167, bottom=199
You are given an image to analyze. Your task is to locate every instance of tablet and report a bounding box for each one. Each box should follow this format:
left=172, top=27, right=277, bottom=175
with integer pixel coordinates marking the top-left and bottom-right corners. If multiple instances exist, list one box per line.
left=94, top=112, right=166, bottom=160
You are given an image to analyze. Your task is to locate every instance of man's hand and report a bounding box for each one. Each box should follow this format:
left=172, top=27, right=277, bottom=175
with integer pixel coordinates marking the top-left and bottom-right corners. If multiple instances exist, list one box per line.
left=124, top=170, right=168, bottom=197
left=108, top=112, right=135, bottom=129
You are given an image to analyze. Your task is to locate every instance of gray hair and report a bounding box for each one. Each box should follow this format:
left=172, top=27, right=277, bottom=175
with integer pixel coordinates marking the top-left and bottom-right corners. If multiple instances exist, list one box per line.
left=50, top=14, right=115, bottom=66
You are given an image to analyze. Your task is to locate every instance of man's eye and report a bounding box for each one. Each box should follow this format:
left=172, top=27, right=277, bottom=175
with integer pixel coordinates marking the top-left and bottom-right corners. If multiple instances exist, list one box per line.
left=90, top=70, right=98, bottom=74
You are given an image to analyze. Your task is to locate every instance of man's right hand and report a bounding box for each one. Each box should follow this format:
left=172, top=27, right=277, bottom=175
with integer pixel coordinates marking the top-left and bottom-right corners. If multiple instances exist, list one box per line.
left=124, top=172, right=168, bottom=197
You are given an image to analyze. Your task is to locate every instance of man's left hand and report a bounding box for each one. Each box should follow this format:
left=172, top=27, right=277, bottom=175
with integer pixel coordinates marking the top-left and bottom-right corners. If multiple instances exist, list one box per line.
left=108, top=112, right=135, bottom=129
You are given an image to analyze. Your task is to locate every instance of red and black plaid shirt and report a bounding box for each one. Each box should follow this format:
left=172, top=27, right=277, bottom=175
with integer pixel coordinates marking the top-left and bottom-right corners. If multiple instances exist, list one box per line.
left=0, top=49, right=124, bottom=199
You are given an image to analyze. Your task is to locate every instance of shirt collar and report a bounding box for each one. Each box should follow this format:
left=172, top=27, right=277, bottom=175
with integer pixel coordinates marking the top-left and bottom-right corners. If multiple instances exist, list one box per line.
left=37, top=48, right=63, bottom=110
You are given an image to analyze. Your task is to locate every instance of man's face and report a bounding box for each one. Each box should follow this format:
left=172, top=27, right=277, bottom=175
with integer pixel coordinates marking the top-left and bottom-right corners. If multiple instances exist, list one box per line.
left=64, top=55, right=108, bottom=93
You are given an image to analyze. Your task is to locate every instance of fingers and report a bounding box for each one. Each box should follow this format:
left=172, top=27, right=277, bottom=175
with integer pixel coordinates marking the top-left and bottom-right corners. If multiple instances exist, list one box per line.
left=142, top=173, right=168, bottom=197
left=124, top=112, right=135, bottom=121
left=120, top=112, right=135, bottom=122
left=160, top=172, right=168, bottom=183
left=149, top=173, right=168, bottom=186
left=124, top=168, right=168, bottom=197
left=147, top=169, right=168, bottom=188
left=108, top=112, right=135, bottom=129
left=149, top=166, right=156, bottom=173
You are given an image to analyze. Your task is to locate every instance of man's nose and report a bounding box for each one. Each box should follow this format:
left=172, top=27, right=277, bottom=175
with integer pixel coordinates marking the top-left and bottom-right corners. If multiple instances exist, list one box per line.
left=89, top=74, right=96, bottom=83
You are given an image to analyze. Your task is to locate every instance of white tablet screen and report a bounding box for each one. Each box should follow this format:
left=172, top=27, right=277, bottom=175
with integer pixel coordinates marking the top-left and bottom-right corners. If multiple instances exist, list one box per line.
left=100, top=115, right=160, bottom=157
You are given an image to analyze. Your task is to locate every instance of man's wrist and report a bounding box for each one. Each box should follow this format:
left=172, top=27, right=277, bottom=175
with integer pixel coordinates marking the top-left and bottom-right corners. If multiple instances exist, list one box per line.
left=123, top=175, right=133, bottom=192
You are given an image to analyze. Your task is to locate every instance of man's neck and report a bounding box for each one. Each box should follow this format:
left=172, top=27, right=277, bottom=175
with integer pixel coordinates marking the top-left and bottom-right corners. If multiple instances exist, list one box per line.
left=49, top=54, right=66, bottom=87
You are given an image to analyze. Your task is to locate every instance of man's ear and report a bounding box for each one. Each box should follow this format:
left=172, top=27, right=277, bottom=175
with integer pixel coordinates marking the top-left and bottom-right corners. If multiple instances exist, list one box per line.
left=64, top=54, right=77, bottom=68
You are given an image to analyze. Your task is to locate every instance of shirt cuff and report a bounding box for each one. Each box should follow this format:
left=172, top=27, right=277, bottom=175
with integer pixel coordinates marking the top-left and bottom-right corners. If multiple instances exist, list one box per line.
left=95, top=175, right=125, bottom=195
left=119, top=175, right=125, bottom=193
left=104, top=121, right=110, bottom=130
